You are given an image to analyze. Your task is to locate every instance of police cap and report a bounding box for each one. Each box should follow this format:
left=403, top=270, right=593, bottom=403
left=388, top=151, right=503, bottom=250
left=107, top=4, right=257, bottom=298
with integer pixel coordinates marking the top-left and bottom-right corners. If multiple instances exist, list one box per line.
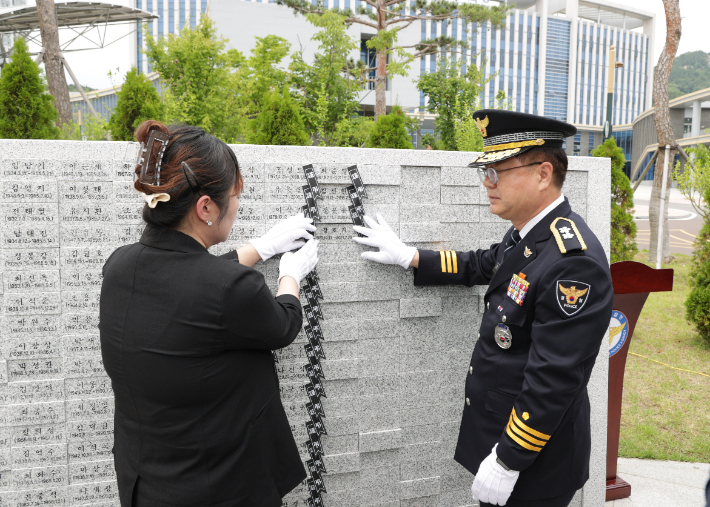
left=468, top=109, right=577, bottom=167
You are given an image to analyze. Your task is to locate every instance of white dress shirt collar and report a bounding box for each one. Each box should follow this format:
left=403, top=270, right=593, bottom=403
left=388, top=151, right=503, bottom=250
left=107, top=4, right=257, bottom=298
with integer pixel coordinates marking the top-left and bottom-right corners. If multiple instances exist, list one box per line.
left=518, top=194, right=565, bottom=239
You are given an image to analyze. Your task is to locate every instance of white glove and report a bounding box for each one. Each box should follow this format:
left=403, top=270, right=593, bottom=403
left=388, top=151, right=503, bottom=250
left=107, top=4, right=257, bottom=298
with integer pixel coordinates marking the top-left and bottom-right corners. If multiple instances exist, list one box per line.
left=352, top=213, right=417, bottom=269
left=278, top=239, right=319, bottom=286
left=471, top=444, right=519, bottom=506
left=250, top=214, right=316, bottom=261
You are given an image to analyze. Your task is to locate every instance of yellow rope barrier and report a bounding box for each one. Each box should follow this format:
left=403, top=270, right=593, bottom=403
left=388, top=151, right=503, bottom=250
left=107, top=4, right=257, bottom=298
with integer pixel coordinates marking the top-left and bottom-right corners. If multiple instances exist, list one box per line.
left=628, top=352, right=710, bottom=379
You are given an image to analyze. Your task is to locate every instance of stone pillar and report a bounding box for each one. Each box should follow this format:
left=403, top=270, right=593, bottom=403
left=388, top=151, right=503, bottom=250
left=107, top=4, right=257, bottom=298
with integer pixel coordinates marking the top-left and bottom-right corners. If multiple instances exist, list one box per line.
left=692, top=99, right=701, bottom=138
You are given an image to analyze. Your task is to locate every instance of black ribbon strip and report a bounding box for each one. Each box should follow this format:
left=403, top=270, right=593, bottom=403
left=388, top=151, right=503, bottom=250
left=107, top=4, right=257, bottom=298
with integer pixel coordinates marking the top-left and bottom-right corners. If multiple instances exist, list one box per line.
left=297, top=163, right=368, bottom=505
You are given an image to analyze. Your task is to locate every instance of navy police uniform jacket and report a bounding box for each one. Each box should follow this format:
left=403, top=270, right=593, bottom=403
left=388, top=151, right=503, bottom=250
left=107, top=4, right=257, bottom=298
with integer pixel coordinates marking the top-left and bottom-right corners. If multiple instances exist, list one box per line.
left=413, top=198, right=613, bottom=500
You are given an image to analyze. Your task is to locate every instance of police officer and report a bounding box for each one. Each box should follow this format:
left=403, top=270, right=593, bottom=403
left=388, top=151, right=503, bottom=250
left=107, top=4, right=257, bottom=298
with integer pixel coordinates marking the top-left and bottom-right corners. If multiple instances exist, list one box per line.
left=353, top=110, right=614, bottom=506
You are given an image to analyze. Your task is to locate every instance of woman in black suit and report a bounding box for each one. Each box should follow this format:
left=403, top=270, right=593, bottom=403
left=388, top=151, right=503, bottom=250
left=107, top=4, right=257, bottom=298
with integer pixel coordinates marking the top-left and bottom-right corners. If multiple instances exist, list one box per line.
left=100, top=120, right=318, bottom=507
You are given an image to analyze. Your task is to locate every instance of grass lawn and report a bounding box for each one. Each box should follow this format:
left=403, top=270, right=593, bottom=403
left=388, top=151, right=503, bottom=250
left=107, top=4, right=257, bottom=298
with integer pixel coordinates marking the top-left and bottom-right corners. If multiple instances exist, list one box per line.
left=618, top=250, right=710, bottom=463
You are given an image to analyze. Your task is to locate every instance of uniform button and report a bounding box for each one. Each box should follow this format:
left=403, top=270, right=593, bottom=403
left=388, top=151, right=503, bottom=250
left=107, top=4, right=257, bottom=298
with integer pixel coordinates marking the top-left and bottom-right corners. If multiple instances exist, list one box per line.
left=486, top=302, right=490, bottom=310
left=466, top=398, right=471, bottom=406
left=502, top=315, right=507, bottom=323
left=469, top=366, right=473, bottom=375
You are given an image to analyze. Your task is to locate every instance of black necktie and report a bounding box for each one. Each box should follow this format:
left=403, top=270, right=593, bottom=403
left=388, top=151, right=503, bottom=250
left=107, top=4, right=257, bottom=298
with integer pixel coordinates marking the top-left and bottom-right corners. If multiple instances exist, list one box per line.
left=504, top=229, right=521, bottom=259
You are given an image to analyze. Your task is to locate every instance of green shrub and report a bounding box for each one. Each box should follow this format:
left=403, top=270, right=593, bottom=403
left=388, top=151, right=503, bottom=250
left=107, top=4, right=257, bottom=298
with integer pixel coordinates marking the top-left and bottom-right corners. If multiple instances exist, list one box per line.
left=108, top=67, right=164, bottom=141
left=675, top=144, right=710, bottom=342
left=366, top=106, right=413, bottom=149
left=454, top=115, right=484, bottom=152
left=248, top=88, right=309, bottom=146
left=0, top=37, right=60, bottom=139
left=59, top=114, right=110, bottom=141
left=591, top=138, right=637, bottom=262
left=684, top=221, right=710, bottom=342
left=331, top=116, right=374, bottom=147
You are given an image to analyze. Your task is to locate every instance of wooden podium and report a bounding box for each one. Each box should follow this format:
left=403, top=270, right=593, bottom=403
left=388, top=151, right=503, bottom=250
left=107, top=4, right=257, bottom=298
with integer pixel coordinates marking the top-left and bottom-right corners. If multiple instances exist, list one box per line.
left=606, top=261, right=674, bottom=501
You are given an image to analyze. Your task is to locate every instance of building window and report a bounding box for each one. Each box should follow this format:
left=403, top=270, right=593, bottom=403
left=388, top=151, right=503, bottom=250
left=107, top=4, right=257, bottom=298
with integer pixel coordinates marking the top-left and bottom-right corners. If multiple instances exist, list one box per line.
left=137, top=0, right=143, bottom=73
left=573, top=133, right=581, bottom=156
left=544, top=18, right=570, bottom=121
left=158, top=0, right=163, bottom=38
left=684, top=117, right=692, bottom=134
left=361, top=39, right=388, bottom=91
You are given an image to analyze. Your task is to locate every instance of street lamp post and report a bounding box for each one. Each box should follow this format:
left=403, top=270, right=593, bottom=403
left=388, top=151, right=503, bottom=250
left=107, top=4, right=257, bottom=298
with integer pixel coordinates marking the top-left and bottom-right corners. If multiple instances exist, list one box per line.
left=604, top=45, right=625, bottom=140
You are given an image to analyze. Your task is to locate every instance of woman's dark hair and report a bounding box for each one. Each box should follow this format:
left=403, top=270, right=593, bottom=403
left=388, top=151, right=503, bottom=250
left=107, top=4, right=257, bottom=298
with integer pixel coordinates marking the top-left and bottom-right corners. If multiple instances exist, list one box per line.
left=133, top=120, right=243, bottom=228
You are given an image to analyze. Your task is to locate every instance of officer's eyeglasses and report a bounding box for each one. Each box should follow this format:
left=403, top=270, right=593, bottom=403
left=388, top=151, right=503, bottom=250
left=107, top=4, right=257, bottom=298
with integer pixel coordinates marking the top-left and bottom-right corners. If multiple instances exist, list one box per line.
left=477, top=162, right=542, bottom=185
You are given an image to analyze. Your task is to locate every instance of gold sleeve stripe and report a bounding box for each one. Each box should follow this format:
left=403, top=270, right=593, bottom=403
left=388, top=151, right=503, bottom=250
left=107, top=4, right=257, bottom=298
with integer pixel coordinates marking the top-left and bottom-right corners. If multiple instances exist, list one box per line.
left=509, top=417, right=548, bottom=447
left=445, top=251, right=453, bottom=273
left=512, top=408, right=550, bottom=440
left=506, top=421, right=542, bottom=452
left=440, top=251, right=446, bottom=273
left=451, top=251, right=458, bottom=273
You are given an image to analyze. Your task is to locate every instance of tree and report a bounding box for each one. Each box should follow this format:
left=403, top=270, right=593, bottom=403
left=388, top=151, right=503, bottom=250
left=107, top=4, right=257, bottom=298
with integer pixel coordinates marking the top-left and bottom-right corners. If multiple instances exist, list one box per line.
left=674, top=145, right=710, bottom=342
left=224, top=35, right=290, bottom=142
left=649, top=0, right=681, bottom=264
left=591, top=138, right=637, bottom=263
left=0, top=37, right=60, bottom=139
left=290, top=12, right=367, bottom=145
left=143, top=16, right=242, bottom=139
left=416, top=56, right=492, bottom=151
left=247, top=88, right=309, bottom=146
left=366, top=105, right=413, bottom=149
left=36, top=0, right=72, bottom=128
left=108, top=67, right=165, bottom=141
left=276, top=0, right=509, bottom=117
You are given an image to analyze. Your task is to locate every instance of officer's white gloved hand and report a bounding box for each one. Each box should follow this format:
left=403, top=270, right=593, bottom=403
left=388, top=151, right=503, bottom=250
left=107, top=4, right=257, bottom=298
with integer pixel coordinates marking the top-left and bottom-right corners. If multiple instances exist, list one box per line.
left=250, top=213, right=316, bottom=261
left=352, top=213, right=417, bottom=269
left=471, top=444, right=519, bottom=506
left=278, top=239, right=319, bottom=286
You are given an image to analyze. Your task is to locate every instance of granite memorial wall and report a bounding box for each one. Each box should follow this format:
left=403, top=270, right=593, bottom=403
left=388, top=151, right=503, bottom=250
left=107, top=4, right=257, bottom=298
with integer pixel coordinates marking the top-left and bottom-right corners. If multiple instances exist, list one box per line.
left=0, top=140, right=611, bottom=507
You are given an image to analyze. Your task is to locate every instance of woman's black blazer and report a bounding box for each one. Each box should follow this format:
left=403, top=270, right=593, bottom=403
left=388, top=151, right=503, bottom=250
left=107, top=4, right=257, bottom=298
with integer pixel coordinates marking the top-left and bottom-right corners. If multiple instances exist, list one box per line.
left=99, top=227, right=306, bottom=507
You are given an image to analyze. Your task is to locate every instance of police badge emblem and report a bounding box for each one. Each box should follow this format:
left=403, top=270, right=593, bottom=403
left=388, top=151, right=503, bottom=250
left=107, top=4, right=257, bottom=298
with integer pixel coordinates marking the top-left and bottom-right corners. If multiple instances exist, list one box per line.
left=495, top=324, right=513, bottom=349
left=556, top=280, right=591, bottom=316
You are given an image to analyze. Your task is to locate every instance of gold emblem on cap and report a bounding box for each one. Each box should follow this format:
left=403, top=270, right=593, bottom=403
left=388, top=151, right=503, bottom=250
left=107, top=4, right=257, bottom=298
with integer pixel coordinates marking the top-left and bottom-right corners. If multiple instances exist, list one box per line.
left=475, top=115, right=490, bottom=137
left=522, top=412, right=530, bottom=420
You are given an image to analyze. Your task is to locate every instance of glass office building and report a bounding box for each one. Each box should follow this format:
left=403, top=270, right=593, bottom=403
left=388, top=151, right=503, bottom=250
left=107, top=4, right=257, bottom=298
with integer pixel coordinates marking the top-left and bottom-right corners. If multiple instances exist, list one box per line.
left=417, top=0, right=653, bottom=129
left=134, top=0, right=208, bottom=75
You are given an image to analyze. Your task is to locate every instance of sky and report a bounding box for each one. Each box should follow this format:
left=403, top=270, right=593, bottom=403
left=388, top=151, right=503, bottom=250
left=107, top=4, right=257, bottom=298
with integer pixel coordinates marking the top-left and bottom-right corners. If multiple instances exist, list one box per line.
left=25, top=0, right=710, bottom=90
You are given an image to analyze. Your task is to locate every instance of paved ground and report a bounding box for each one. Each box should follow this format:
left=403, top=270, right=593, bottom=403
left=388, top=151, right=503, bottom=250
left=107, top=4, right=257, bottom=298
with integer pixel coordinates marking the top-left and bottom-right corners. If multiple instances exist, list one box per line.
left=606, top=458, right=709, bottom=506
left=633, top=182, right=703, bottom=256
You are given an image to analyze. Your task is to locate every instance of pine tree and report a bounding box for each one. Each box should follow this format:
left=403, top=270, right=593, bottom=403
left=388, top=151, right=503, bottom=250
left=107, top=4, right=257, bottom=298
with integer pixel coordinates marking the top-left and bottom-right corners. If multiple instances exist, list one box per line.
left=591, top=138, right=637, bottom=262
left=0, top=37, right=60, bottom=139
left=366, top=106, right=413, bottom=149
left=108, top=67, right=164, bottom=141
left=248, top=88, right=309, bottom=146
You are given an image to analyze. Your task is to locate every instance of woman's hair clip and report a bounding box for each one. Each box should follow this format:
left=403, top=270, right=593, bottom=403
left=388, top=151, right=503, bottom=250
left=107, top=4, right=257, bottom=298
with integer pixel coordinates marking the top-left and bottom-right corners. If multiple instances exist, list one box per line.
left=135, top=142, right=146, bottom=168
left=141, top=192, right=171, bottom=208
left=181, top=161, right=201, bottom=193
left=138, top=130, right=170, bottom=186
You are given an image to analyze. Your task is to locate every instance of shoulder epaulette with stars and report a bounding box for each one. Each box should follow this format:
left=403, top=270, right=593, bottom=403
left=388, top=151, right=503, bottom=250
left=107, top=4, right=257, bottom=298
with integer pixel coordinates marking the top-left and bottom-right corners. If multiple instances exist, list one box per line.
left=550, top=217, right=587, bottom=254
